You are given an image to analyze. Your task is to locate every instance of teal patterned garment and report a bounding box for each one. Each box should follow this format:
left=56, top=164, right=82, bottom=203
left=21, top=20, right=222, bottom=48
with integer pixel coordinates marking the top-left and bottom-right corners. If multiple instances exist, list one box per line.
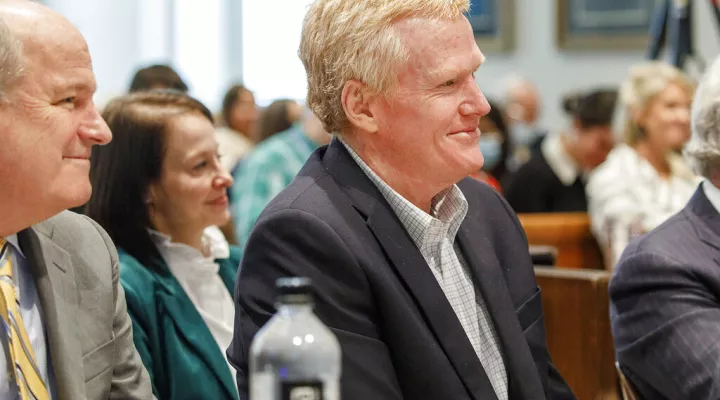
left=231, top=125, right=320, bottom=249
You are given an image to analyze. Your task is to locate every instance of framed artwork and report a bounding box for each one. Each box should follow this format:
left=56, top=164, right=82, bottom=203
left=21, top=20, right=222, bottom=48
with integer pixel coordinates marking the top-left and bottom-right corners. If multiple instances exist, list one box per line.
left=468, top=0, right=516, bottom=52
left=556, top=0, right=660, bottom=50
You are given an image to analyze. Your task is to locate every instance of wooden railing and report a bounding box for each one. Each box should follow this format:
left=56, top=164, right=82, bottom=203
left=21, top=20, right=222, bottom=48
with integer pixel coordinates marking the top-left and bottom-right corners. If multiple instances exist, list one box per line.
left=520, top=213, right=605, bottom=270
left=535, top=267, right=618, bottom=400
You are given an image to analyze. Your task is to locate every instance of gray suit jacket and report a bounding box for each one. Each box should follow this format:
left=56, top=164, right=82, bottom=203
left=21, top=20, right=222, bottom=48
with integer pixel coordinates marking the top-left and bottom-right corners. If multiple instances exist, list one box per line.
left=610, top=184, right=720, bottom=400
left=16, top=211, right=153, bottom=400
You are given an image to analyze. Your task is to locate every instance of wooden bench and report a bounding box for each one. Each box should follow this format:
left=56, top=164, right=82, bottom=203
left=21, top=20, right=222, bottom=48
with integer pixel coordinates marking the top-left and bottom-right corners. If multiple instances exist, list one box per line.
left=520, top=213, right=604, bottom=269
left=535, top=267, right=618, bottom=400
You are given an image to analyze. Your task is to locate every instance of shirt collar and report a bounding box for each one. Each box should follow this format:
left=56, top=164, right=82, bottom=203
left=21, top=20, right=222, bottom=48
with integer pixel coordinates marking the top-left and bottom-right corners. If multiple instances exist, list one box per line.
left=429, top=185, right=469, bottom=244
left=703, top=179, right=720, bottom=214
left=339, top=138, right=468, bottom=249
left=541, top=133, right=582, bottom=186
left=148, top=226, right=230, bottom=261
left=5, top=233, right=24, bottom=258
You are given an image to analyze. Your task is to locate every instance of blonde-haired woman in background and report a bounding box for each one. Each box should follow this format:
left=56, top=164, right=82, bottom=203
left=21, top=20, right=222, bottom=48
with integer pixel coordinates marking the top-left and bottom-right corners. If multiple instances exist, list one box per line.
left=587, top=62, right=699, bottom=266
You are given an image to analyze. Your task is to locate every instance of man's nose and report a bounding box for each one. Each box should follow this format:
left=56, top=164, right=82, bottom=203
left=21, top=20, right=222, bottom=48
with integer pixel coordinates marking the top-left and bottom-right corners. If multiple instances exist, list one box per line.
left=79, top=107, right=112, bottom=145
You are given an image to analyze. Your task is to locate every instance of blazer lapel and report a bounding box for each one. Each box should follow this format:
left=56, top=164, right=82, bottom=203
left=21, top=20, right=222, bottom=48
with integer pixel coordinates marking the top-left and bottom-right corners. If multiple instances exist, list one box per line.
left=152, top=260, right=236, bottom=399
left=19, top=224, right=84, bottom=399
left=217, top=258, right=237, bottom=293
left=687, top=185, right=720, bottom=250
left=456, top=212, right=546, bottom=399
left=685, top=185, right=720, bottom=271
left=367, top=208, right=499, bottom=400
left=323, top=140, right=498, bottom=400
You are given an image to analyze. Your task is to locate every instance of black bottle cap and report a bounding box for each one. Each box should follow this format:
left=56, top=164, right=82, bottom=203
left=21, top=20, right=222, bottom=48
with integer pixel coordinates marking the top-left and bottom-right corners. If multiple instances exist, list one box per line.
left=276, top=277, right=313, bottom=298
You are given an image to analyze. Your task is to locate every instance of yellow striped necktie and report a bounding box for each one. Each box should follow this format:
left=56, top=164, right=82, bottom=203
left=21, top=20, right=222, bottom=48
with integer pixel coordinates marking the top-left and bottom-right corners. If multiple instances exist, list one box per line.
left=0, top=238, right=49, bottom=400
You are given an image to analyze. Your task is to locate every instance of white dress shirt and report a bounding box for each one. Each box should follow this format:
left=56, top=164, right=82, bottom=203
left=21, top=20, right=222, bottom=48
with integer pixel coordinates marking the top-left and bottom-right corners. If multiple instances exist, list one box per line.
left=340, top=140, right=508, bottom=400
left=703, top=180, right=720, bottom=213
left=150, top=226, right=237, bottom=383
left=0, top=235, right=56, bottom=400
left=542, top=132, right=583, bottom=186
left=586, top=144, right=699, bottom=265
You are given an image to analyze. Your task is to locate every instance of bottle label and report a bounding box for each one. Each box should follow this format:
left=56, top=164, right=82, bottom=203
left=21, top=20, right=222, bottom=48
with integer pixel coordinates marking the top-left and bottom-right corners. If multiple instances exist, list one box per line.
left=280, top=381, right=324, bottom=400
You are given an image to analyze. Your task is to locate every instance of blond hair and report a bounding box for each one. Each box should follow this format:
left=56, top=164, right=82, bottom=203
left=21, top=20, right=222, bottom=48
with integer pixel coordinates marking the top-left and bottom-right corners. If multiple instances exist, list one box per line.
left=620, top=61, right=695, bottom=144
left=299, top=0, right=470, bottom=134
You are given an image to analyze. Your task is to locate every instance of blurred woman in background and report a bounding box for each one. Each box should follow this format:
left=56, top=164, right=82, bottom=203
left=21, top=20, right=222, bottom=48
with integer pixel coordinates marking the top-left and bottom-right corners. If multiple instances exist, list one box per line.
left=216, top=84, right=258, bottom=173
left=254, top=98, right=303, bottom=143
left=471, top=100, right=512, bottom=192
left=504, top=88, right=617, bottom=213
left=86, top=90, right=241, bottom=400
left=586, top=62, right=697, bottom=266
left=215, top=84, right=259, bottom=244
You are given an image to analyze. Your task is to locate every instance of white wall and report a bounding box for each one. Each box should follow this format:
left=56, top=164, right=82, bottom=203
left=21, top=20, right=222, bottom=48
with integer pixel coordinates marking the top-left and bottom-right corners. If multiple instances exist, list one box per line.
left=44, top=0, right=238, bottom=111
left=44, top=0, right=720, bottom=127
left=173, top=0, right=228, bottom=111
left=477, top=0, right=720, bottom=133
left=241, top=0, right=313, bottom=106
left=44, top=0, right=174, bottom=107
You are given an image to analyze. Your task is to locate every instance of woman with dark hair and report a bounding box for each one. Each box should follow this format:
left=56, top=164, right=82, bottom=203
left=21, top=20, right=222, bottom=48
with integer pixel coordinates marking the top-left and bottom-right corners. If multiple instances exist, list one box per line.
left=128, top=64, right=189, bottom=93
left=504, top=87, right=618, bottom=213
left=255, top=99, right=303, bottom=143
left=215, top=84, right=259, bottom=244
left=86, top=90, right=240, bottom=400
left=471, top=100, right=512, bottom=191
left=216, top=84, right=258, bottom=172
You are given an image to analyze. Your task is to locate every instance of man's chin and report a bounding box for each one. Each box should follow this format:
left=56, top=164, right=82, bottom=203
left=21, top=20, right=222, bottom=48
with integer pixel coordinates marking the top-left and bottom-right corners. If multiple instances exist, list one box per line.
left=58, top=182, right=92, bottom=210
left=460, top=154, right=485, bottom=175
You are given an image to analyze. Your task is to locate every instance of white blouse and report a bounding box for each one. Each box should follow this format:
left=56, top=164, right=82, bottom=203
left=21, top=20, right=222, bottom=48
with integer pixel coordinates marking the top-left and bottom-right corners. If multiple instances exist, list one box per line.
left=586, top=144, right=700, bottom=266
left=149, top=226, right=236, bottom=382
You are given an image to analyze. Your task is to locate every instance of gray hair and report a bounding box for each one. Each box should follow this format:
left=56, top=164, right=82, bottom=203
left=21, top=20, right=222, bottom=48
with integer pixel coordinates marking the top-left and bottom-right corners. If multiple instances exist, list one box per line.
left=0, top=15, right=23, bottom=102
left=684, top=56, right=720, bottom=179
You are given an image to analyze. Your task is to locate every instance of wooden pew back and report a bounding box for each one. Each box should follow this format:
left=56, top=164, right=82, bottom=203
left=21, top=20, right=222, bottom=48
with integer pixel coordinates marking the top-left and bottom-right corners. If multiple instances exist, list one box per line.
left=520, top=213, right=604, bottom=269
left=535, top=267, right=617, bottom=400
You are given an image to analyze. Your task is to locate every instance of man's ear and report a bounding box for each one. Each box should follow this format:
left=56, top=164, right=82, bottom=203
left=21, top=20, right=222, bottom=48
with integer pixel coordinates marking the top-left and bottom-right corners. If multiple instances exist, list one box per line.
left=341, top=79, right=379, bottom=133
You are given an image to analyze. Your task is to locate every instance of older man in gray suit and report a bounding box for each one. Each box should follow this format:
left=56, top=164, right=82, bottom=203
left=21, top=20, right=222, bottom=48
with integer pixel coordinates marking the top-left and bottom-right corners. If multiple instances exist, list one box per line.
left=611, top=55, right=720, bottom=400
left=0, top=1, right=152, bottom=399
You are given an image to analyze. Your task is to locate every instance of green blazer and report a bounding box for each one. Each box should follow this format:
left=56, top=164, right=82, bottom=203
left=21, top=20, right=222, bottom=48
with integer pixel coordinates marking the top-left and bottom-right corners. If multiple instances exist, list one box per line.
left=118, top=245, right=243, bottom=400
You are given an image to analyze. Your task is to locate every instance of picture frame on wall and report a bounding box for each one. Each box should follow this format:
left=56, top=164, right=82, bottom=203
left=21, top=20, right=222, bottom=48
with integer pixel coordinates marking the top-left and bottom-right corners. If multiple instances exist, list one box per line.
left=469, top=0, right=516, bottom=53
left=556, top=0, right=660, bottom=50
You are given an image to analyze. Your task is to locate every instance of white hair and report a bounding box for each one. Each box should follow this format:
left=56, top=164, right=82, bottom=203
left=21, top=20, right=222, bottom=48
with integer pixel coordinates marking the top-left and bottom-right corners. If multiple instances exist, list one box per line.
left=684, top=56, right=720, bottom=179
left=0, top=15, right=23, bottom=102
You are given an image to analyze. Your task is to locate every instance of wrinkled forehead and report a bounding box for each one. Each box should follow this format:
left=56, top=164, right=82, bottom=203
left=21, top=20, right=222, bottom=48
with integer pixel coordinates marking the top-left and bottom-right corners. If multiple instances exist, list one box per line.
left=19, top=30, right=95, bottom=96
left=5, top=8, right=92, bottom=73
left=21, top=24, right=91, bottom=68
left=394, top=16, right=483, bottom=80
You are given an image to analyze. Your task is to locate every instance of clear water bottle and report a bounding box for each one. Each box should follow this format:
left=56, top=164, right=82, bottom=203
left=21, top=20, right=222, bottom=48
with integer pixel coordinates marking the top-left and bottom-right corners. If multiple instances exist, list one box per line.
left=250, top=277, right=341, bottom=400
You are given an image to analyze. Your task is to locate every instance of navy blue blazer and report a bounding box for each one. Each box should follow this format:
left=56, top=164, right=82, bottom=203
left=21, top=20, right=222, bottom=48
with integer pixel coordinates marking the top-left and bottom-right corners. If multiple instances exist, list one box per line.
left=228, top=139, right=574, bottom=400
left=611, top=184, right=720, bottom=400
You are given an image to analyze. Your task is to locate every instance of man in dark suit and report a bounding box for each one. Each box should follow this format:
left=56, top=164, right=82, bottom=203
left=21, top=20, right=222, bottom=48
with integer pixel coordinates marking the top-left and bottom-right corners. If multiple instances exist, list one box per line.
left=0, top=1, right=152, bottom=398
left=228, top=1, right=574, bottom=399
left=610, top=56, right=720, bottom=400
